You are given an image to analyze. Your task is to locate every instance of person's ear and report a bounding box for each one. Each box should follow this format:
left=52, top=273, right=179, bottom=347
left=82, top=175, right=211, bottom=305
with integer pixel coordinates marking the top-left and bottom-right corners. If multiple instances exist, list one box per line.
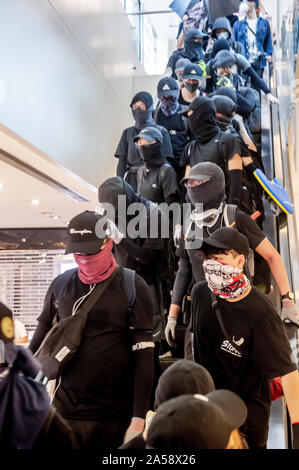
left=238, top=254, right=246, bottom=269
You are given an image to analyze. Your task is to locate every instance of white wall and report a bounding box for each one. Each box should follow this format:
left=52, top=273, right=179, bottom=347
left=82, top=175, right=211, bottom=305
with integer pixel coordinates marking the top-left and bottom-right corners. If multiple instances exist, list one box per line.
left=0, top=0, right=146, bottom=187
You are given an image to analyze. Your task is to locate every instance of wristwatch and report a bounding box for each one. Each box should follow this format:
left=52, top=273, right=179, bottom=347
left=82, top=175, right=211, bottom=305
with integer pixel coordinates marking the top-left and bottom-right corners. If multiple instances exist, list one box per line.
left=281, top=291, right=295, bottom=301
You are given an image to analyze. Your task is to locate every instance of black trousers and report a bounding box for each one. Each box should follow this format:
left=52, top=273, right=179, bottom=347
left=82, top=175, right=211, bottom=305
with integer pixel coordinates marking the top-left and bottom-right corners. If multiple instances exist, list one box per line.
left=64, top=418, right=130, bottom=449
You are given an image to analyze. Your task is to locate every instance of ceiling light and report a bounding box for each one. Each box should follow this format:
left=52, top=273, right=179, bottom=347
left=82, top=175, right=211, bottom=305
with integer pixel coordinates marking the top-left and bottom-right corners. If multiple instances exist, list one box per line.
left=0, top=183, right=3, bottom=190
left=32, top=199, right=40, bottom=205
left=52, top=215, right=60, bottom=220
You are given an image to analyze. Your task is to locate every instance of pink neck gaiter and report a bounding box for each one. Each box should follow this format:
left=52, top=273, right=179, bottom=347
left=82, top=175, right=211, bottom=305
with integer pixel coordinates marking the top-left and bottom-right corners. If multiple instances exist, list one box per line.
left=74, top=239, right=117, bottom=284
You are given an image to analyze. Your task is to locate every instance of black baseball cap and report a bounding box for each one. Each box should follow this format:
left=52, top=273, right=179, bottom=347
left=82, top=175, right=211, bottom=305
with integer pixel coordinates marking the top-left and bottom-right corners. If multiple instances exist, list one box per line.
left=183, top=63, right=203, bottom=81
left=154, top=360, right=215, bottom=410
left=65, top=210, right=108, bottom=255
left=133, top=126, right=163, bottom=144
left=147, top=390, right=247, bottom=449
left=213, top=50, right=237, bottom=69
left=180, top=161, right=224, bottom=185
left=157, top=77, right=179, bottom=98
left=201, top=227, right=250, bottom=257
left=0, top=302, right=14, bottom=344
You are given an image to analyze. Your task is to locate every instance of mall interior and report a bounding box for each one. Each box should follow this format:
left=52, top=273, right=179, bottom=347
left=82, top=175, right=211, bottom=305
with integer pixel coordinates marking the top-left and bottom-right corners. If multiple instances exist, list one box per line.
left=1, top=0, right=299, bottom=452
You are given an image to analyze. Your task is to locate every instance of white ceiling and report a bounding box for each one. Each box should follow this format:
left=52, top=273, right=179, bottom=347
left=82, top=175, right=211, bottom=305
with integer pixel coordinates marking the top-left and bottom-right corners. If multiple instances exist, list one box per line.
left=0, top=160, right=95, bottom=229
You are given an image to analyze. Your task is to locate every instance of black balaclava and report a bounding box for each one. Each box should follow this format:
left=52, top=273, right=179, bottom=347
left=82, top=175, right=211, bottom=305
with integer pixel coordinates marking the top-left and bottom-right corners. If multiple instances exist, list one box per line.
left=130, top=91, right=154, bottom=130
left=160, top=96, right=179, bottom=117
left=186, top=162, right=226, bottom=210
left=98, top=176, right=151, bottom=234
left=187, top=96, right=219, bottom=144
left=211, top=39, right=231, bottom=58
left=138, top=142, right=166, bottom=169
left=212, top=95, right=237, bottom=131
left=183, top=30, right=205, bottom=62
left=212, top=87, right=238, bottom=105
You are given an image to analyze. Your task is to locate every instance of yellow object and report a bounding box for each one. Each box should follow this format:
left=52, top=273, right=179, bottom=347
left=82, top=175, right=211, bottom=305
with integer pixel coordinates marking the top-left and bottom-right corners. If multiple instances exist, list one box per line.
left=0, top=316, right=14, bottom=339
left=198, top=60, right=207, bottom=77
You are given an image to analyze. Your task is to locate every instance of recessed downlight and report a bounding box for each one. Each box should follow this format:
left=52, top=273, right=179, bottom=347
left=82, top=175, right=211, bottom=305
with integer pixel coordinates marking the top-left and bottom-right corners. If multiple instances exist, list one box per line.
left=32, top=199, right=40, bottom=205
left=0, top=183, right=3, bottom=190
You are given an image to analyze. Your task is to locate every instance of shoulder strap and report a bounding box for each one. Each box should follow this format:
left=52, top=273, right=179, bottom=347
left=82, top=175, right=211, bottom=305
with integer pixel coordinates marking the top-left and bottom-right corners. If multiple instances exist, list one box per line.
left=211, top=293, right=246, bottom=358
left=158, top=163, right=171, bottom=187
left=223, top=204, right=237, bottom=227
left=246, top=22, right=257, bottom=37
left=153, top=102, right=161, bottom=122
left=122, top=268, right=136, bottom=310
left=53, top=268, right=77, bottom=309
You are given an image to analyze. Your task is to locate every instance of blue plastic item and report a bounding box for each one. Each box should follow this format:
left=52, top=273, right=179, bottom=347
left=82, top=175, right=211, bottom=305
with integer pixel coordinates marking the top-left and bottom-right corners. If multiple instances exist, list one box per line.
left=254, top=169, right=294, bottom=215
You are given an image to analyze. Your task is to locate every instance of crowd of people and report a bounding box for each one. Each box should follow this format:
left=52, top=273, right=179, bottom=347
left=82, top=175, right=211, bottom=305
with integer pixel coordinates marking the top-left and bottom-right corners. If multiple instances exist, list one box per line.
left=1, top=0, right=299, bottom=452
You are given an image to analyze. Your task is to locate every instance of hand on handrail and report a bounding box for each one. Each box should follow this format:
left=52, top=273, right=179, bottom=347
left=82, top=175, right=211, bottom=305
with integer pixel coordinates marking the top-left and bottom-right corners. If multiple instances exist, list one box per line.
left=267, top=93, right=279, bottom=105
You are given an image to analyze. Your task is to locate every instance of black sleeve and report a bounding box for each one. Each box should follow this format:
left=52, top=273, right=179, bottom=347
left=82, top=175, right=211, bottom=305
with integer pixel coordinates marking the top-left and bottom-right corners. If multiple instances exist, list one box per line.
left=180, top=143, right=190, bottom=167
left=171, top=256, right=193, bottom=307
left=161, top=166, right=180, bottom=200
left=29, top=277, right=57, bottom=353
left=114, top=129, right=128, bottom=159
left=129, top=274, right=155, bottom=418
left=236, top=92, right=255, bottom=117
left=167, top=51, right=179, bottom=71
left=245, top=66, right=271, bottom=95
left=130, top=273, right=154, bottom=330
left=161, top=128, right=174, bottom=158
left=251, top=315, right=297, bottom=379
left=235, top=209, right=266, bottom=250
left=227, top=169, right=242, bottom=206
left=222, top=134, right=244, bottom=161
left=116, top=155, right=128, bottom=178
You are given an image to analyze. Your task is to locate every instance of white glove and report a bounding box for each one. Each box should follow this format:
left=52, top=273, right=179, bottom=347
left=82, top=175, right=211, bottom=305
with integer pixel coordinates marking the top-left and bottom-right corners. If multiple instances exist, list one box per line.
left=165, top=316, right=177, bottom=348
left=281, top=299, right=299, bottom=326
left=105, top=219, right=124, bottom=244
left=267, top=93, right=279, bottom=105
left=174, top=224, right=183, bottom=249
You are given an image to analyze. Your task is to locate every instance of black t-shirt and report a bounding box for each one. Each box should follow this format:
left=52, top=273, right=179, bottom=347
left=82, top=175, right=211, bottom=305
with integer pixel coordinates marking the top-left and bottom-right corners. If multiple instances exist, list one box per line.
left=172, top=206, right=265, bottom=305
left=137, top=163, right=179, bottom=204
left=114, top=125, right=174, bottom=167
left=155, top=107, right=189, bottom=160
left=192, top=282, right=296, bottom=430
left=180, top=130, right=250, bottom=169
left=37, top=268, right=154, bottom=421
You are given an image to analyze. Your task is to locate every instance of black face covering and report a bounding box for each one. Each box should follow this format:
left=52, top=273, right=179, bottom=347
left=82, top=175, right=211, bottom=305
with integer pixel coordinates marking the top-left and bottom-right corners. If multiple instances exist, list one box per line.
left=183, top=31, right=205, bottom=61
left=185, top=82, right=199, bottom=93
left=138, top=142, right=165, bottom=169
left=132, top=105, right=154, bottom=130
left=186, top=162, right=226, bottom=210
left=187, top=97, right=219, bottom=144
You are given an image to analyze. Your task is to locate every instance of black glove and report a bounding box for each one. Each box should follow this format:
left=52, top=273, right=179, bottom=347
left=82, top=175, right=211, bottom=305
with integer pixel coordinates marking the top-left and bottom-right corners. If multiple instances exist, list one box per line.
left=292, top=422, right=299, bottom=449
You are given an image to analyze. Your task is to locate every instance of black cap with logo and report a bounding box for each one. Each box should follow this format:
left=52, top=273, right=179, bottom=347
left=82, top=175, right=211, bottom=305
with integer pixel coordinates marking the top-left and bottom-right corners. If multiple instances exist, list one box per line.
left=157, top=77, right=179, bottom=98
left=65, top=210, right=108, bottom=255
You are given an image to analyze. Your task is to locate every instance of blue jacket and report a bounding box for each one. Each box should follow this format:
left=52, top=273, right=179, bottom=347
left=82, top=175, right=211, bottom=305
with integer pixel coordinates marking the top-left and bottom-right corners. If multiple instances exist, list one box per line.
left=233, top=17, right=273, bottom=69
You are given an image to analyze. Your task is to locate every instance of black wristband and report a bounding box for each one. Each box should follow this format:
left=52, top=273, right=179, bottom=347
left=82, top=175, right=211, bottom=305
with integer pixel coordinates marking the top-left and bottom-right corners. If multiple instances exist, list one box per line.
left=292, top=422, right=299, bottom=449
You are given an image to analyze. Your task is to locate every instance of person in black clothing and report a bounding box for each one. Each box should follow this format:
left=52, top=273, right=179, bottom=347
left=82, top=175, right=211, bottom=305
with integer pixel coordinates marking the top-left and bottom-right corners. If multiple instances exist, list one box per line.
left=29, top=210, right=155, bottom=449
left=165, top=162, right=299, bottom=355
left=154, top=77, right=190, bottom=181
left=134, top=126, right=180, bottom=205
left=174, top=57, right=191, bottom=87
left=192, top=227, right=299, bottom=449
left=178, top=63, right=206, bottom=107
left=119, top=359, right=216, bottom=450
left=210, top=17, right=244, bottom=55
left=166, top=29, right=209, bottom=79
left=180, top=96, right=248, bottom=210
left=114, top=91, right=173, bottom=191
left=0, top=302, right=76, bottom=449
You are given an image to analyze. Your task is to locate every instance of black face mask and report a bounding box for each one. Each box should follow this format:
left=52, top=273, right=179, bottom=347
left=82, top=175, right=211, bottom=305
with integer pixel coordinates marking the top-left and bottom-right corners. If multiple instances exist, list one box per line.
left=187, top=98, right=219, bottom=144
left=132, top=105, right=154, bottom=130
left=187, top=179, right=225, bottom=210
left=138, top=142, right=165, bottom=168
left=185, top=82, right=199, bottom=93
